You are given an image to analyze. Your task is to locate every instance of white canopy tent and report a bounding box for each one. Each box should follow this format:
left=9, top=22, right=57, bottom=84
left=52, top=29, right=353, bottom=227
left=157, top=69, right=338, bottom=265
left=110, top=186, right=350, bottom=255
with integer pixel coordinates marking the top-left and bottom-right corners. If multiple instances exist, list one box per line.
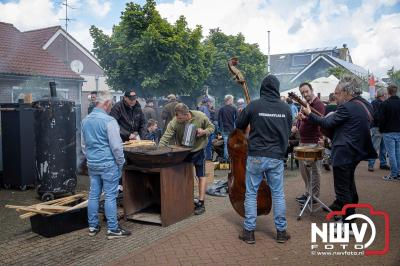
left=281, top=75, right=370, bottom=101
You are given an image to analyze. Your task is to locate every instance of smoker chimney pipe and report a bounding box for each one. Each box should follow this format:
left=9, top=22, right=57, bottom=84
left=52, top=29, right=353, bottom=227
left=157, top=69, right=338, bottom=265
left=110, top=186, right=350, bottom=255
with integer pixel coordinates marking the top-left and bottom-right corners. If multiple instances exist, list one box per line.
left=49, top=82, right=57, bottom=97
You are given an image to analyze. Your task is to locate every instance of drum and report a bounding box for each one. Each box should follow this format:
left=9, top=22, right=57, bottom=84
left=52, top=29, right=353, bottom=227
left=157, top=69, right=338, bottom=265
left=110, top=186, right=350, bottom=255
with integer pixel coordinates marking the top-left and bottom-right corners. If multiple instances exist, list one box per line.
left=293, top=146, right=324, bottom=161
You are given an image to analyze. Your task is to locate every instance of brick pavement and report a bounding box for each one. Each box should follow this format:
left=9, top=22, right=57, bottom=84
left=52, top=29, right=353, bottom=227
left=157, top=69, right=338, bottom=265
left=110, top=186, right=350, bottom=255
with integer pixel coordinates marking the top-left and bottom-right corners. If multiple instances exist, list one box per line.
left=111, top=162, right=399, bottom=266
left=0, top=162, right=399, bottom=265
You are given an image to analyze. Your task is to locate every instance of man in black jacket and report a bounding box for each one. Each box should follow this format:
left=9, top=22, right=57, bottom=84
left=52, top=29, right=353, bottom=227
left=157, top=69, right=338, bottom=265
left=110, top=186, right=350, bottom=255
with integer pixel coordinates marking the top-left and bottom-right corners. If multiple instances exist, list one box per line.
left=236, top=74, right=292, bottom=244
left=218, top=94, right=238, bottom=161
left=367, top=88, right=389, bottom=172
left=379, top=84, right=400, bottom=181
left=110, top=89, right=146, bottom=142
left=302, top=76, right=376, bottom=225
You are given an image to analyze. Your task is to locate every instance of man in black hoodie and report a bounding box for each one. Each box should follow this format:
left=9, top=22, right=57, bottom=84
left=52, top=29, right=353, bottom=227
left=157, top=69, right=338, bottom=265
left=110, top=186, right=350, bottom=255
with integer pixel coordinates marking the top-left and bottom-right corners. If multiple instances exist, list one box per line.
left=110, top=89, right=146, bottom=142
left=236, top=74, right=292, bottom=244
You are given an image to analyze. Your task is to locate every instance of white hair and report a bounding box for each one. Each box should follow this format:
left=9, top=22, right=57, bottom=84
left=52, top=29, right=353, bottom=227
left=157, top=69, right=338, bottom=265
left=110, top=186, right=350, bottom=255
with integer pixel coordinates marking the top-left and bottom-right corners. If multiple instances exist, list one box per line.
left=224, top=94, right=234, bottom=102
left=96, top=90, right=113, bottom=104
left=338, top=76, right=362, bottom=97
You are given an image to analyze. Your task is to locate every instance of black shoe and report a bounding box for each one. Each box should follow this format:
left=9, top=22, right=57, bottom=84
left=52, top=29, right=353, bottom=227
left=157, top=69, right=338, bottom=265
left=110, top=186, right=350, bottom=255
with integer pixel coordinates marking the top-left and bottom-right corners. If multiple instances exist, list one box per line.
left=298, top=198, right=318, bottom=205
left=295, top=194, right=307, bottom=202
left=106, top=226, right=131, bottom=239
left=88, top=225, right=100, bottom=237
left=380, top=165, right=390, bottom=170
left=329, top=200, right=343, bottom=211
left=276, top=230, right=290, bottom=243
left=194, top=202, right=205, bottom=215
left=239, top=229, right=255, bottom=244
left=368, top=166, right=374, bottom=172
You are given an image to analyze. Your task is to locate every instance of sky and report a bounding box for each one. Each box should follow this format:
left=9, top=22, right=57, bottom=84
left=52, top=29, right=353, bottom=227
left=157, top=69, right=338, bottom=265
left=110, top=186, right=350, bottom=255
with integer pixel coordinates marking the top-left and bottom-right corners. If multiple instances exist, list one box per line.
left=0, top=0, right=399, bottom=77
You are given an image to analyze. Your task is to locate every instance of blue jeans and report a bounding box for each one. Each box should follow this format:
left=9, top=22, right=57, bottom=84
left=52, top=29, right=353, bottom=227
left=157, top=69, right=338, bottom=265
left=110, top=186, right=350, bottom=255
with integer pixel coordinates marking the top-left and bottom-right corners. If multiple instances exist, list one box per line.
left=88, top=164, right=121, bottom=231
left=383, top=132, right=400, bottom=177
left=244, top=156, right=287, bottom=232
left=221, top=132, right=229, bottom=161
left=368, top=127, right=387, bottom=168
left=205, top=133, right=215, bottom=160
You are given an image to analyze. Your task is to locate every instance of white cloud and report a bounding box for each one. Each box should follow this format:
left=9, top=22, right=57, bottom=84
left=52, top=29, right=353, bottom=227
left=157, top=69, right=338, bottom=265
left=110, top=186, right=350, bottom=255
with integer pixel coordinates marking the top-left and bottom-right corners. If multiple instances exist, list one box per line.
left=87, top=0, right=111, bottom=18
left=157, top=0, right=400, bottom=77
left=0, top=0, right=61, bottom=30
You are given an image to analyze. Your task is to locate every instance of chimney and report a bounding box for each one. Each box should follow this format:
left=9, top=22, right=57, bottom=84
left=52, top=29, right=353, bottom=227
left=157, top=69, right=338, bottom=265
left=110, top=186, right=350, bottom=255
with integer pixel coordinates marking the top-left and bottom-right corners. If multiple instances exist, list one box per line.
left=49, top=82, right=57, bottom=97
left=339, top=44, right=349, bottom=61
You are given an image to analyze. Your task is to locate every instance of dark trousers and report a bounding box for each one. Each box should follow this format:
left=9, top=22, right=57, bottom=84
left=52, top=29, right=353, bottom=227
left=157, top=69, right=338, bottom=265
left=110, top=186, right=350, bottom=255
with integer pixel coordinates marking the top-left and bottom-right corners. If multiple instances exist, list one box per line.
left=332, top=162, right=359, bottom=220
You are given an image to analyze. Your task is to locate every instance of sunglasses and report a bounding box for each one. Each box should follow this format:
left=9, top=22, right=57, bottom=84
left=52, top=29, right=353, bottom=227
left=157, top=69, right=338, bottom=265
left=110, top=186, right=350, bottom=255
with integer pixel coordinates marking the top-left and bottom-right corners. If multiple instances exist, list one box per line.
left=127, top=95, right=137, bottom=100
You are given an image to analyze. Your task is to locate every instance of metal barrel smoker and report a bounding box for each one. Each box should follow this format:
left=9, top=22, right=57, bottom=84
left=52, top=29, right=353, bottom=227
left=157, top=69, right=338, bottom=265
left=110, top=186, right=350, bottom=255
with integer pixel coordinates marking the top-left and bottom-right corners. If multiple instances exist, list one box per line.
left=33, top=82, right=77, bottom=201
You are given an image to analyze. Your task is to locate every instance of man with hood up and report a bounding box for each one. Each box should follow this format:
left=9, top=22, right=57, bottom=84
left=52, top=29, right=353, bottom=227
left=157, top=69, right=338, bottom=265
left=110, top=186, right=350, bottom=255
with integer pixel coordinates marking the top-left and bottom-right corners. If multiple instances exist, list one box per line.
left=236, top=74, right=292, bottom=244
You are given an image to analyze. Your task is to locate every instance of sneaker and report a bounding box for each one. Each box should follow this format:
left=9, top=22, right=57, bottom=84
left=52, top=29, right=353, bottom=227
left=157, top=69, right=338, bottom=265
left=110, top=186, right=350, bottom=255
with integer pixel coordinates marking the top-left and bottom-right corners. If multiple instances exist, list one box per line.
left=368, top=166, right=374, bottom=172
left=382, top=175, right=399, bottom=181
left=380, top=165, right=390, bottom=170
left=88, top=225, right=100, bottom=237
left=194, top=202, right=205, bottom=215
left=276, top=230, right=290, bottom=243
left=295, top=194, right=307, bottom=202
left=106, top=226, right=131, bottom=239
left=239, top=228, right=255, bottom=244
left=333, top=220, right=355, bottom=237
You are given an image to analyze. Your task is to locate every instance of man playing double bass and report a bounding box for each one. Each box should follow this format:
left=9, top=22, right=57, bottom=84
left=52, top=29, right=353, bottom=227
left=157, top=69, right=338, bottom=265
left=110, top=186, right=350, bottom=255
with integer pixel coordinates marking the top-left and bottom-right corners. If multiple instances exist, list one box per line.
left=236, top=74, right=292, bottom=244
left=302, top=76, right=376, bottom=230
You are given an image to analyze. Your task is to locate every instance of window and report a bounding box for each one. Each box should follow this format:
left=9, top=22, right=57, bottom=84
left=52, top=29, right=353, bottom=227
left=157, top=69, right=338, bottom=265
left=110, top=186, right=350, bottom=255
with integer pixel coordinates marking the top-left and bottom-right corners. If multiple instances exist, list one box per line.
left=292, top=54, right=311, bottom=66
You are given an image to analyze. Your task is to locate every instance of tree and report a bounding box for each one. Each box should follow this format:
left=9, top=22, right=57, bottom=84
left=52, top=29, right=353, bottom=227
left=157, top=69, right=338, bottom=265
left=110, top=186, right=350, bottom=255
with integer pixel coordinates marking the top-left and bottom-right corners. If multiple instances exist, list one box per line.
left=202, top=28, right=267, bottom=101
left=327, top=66, right=350, bottom=79
left=387, top=67, right=400, bottom=87
left=90, top=0, right=212, bottom=97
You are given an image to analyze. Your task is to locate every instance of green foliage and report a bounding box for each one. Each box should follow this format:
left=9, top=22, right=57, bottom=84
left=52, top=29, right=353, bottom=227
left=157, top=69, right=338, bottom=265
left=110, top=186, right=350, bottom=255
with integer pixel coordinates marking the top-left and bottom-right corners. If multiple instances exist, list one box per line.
left=327, top=66, right=350, bottom=79
left=203, top=28, right=267, bottom=100
left=387, top=67, right=400, bottom=87
left=90, top=0, right=212, bottom=97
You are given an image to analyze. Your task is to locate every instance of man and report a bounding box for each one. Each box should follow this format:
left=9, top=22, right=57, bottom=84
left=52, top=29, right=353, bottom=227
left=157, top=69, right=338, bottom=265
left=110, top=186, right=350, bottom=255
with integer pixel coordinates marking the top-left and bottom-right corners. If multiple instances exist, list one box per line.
left=322, top=92, right=337, bottom=171
left=236, top=74, right=291, bottom=244
left=159, top=103, right=215, bottom=215
left=325, top=93, right=337, bottom=114
left=142, top=99, right=157, bottom=123
left=237, top=98, right=246, bottom=113
left=110, top=89, right=146, bottom=142
left=81, top=91, right=131, bottom=239
left=368, top=88, right=389, bottom=172
left=302, top=76, right=376, bottom=225
left=161, top=94, right=179, bottom=133
left=218, top=95, right=238, bottom=162
left=198, top=97, right=215, bottom=160
left=88, top=91, right=97, bottom=114
left=295, top=83, right=325, bottom=205
left=286, top=97, right=298, bottom=119
left=379, top=84, right=400, bottom=181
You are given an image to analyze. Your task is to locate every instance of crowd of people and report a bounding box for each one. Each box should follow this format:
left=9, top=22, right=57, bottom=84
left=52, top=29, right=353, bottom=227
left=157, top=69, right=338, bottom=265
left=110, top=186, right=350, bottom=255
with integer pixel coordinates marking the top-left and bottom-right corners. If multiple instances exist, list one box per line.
left=82, top=75, right=399, bottom=242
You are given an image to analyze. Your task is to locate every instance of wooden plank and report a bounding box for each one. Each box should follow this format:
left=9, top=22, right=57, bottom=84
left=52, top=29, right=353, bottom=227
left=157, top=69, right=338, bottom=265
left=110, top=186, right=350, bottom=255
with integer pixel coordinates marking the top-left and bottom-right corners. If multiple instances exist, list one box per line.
left=5, top=206, right=53, bottom=215
left=67, top=200, right=88, bottom=211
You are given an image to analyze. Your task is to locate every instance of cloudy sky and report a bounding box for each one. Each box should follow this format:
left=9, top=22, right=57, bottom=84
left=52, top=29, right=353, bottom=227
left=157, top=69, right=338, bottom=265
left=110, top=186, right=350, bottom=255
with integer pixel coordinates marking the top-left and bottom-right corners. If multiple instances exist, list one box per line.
left=1, top=0, right=399, bottom=77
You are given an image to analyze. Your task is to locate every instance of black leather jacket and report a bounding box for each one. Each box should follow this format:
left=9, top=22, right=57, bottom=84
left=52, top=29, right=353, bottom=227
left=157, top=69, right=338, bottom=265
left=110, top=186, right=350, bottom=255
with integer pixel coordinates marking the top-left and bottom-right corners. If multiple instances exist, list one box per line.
left=110, top=100, right=145, bottom=141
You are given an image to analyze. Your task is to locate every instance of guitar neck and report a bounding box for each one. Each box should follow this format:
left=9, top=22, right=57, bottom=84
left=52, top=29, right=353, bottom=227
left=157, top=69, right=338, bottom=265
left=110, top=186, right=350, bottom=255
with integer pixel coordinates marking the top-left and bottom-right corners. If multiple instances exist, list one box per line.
left=288, top=93, right=324, bottom=117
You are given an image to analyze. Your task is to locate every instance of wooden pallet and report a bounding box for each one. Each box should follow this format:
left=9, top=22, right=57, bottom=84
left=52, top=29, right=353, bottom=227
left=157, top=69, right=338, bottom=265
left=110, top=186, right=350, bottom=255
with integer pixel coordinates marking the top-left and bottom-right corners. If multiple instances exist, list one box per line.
left=5, top=193, right=88, bottom=219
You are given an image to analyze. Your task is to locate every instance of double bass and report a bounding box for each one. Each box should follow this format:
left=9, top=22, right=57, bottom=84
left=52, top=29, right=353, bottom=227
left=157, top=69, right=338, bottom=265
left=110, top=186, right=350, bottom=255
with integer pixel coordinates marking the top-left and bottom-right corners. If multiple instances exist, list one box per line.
left=227, top=57, right=272, bottom=217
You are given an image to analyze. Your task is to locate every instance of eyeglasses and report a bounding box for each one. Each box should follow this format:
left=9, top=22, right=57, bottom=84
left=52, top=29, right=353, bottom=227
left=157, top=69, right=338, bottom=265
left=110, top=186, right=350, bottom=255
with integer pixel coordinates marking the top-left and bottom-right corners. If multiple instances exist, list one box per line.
left=127, top=95, right=137, bottom=100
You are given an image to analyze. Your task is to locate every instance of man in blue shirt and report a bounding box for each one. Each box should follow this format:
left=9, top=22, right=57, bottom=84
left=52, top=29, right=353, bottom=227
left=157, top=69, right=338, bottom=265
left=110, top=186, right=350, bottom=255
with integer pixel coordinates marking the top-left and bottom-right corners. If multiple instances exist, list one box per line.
left=82, top=91, right=131, bottom=239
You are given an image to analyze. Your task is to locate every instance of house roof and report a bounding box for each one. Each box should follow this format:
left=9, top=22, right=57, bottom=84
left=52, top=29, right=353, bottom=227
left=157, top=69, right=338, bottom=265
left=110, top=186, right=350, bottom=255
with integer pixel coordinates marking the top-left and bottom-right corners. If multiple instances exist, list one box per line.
left=0, top=22, right=82, bottom=79
left=290, top=54, right=368, bottom=83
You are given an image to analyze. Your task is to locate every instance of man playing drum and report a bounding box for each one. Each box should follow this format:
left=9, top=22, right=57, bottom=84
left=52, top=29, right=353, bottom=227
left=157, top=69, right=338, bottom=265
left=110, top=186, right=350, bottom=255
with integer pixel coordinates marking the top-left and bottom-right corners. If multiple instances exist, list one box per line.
left=295, top=83, right=325, bottom=205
